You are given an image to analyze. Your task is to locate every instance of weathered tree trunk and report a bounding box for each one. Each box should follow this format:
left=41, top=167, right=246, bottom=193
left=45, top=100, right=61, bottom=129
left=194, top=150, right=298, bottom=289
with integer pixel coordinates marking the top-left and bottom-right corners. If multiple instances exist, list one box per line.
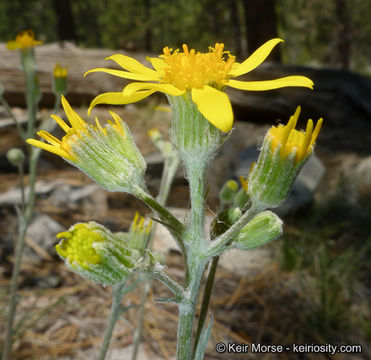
left=230, top=0, right=243, bottom=57
left=242, top=0, right=281, bottom=62
left=53, top=0, right=76, bottom=42
left=335, top=0, right=351, bottom=70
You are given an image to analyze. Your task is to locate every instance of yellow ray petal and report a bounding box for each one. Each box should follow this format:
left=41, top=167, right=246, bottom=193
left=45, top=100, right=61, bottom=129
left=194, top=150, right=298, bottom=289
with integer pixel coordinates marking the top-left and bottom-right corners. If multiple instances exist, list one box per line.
left=229, top=38, right=284, bottom=77
left=309, top=118, right=323, bottom=148
left=37, top=130, right=61, bottom=146
left=106, top=54, right=159, bottom=76
left=148, top=57, right=167, bottom=74
left=61, top=96, right=86, bottom=129
left=6, top=41, right=22, bottom=50
left=191, top=86, right=233, bottom=133
left=227, top=76, right=314, bottom=91
left=50, top=114, right=70, bottom=133
left=123, top=82, right=184, bottom=96
left=26, top=139, right=73, bottom=160
left=297, top=119, right=313, bottom=161
left=84, top=68, right=160, bottom=81
left=88, top=90, right=156, bottom=115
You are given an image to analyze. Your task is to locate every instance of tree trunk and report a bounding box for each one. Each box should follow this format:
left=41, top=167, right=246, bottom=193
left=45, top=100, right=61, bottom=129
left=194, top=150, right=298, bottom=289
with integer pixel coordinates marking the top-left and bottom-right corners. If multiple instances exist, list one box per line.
left=335, top=0, right=351, bottom=70
left=53, top=0, right=76, bottom=42
left=230, top=0, right=243, bottom=57
left=242, top=0, right=281, bottom=62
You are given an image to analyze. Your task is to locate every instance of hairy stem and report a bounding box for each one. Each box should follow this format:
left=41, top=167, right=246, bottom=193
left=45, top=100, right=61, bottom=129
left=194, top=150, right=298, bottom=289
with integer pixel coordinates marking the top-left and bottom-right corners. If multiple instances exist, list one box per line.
left=98, top=282, right=127, bottom=360
left=2, top=147, right=39, bottom=360
left=192, top=255, right=219, bottom=357
left=132, top=152, right=180, bottom=360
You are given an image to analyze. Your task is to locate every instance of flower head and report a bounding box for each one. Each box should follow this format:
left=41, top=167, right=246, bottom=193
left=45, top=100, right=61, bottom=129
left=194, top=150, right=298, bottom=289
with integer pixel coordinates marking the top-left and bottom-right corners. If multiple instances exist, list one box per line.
left=85, top=39, right=313, bottom=132
left=7, top=29, right=43, bottom=50
left=56, top=222, right=136, bottom=285
left=247, top=107, right=323, bottom=209
left=54, top=63, right=68, bottom=78
left=268, top=106, right=323, bottom=164
left=26, top=96, right=146, bottom=194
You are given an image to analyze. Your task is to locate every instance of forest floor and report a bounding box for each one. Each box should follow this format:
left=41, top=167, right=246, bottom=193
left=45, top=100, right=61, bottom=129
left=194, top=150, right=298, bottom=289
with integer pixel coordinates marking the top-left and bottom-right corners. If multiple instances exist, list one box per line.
left=0, top=102, right=370, bottom=360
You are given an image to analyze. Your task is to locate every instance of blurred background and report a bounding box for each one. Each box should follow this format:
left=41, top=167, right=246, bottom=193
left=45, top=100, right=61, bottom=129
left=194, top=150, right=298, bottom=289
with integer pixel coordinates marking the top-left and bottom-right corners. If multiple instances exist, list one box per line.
left=0, top=0, right=370, bottom=359
left=0, top=0, right=370, bottom=74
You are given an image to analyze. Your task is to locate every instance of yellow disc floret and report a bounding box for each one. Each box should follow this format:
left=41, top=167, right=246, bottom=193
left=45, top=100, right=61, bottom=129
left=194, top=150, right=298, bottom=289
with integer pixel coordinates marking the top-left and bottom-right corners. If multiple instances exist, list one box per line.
left=269, top=106, right=323, bottom=164
left=160, top=43, right=236, bottom=91
left=56, top=223, right=103, bottom=270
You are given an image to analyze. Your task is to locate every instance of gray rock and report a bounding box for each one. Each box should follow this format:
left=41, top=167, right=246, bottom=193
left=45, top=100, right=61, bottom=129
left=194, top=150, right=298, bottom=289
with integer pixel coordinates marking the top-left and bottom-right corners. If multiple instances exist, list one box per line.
left=24, top=214, right=64, bottom=262
left=355, top=155, right=371, bottom=187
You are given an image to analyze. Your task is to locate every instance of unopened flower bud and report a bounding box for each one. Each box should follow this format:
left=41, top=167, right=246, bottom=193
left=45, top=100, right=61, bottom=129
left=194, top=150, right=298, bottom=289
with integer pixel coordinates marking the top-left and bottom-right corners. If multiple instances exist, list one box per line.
left=53, top=63, right=68, bottom=95
left=128, top=212, right=152, bottom=252
left=248, top=107, right=323, bottom=209
left=219, top=180, right=238, bottom=204
left=7, top=148, right=25, bottom=167
left=234, top=211, right=282, bottom=250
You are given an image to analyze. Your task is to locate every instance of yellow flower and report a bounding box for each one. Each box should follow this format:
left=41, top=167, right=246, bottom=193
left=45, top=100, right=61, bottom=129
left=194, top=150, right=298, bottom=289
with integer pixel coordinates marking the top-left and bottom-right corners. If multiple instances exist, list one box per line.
left=268, top=106, right=323, bottom=164
left=53, top=63, right=68, bottom=78
left=247, top=106, right=323, bottom=209
left=56, top=223, right=104, bottom=270
left=27, top=96, right=146, bottom=194
left=85, top=39, right=313, bottom=132
left=6, top=29, right=43, bottom=50
left=26, top=95, right=125, bottom=161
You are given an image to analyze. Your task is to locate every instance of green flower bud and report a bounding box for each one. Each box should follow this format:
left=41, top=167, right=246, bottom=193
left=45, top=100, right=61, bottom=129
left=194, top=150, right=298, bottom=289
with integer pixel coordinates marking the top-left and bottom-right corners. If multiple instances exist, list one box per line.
left=128, top=212, right=152, bottom=252
left=53, top=63, right=68, bottom=95
left=234, top=211, right=283, bottom=250
left=233, top=187, right=250, bottom=209
left=26, top=96, right=146, bottom=195
left=56, top=222, right=136, bottom=285
left=7, top=148, right=25, bottom=167
left=219, top=180, right=238, bottom=204
left=248, top=107, right=323, bottom=209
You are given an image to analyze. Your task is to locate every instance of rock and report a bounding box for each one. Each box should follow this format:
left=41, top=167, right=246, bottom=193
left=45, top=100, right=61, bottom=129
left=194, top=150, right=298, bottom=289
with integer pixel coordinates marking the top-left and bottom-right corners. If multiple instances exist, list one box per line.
left=0, top=179, right=108, bottom=217
left=24, top=214, right=64, bottom=262
left=355, top=155, right=371, bottom=187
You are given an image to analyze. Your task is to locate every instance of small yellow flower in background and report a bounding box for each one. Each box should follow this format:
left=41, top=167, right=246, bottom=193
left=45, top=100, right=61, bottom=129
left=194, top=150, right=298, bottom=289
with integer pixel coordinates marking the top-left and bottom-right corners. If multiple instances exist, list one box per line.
left=85, top=39, right=313, bottom=132
left=53, top=63, right=68, bottom=78
left=128, top=212, right=153, bottom=251
left=53, top=63, right=68, bottom=95
left=26, top=95, right=147, bottom=194
left=6, top=29, right=43, bottom=50
left=247, top=106, right=323, bottom=209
